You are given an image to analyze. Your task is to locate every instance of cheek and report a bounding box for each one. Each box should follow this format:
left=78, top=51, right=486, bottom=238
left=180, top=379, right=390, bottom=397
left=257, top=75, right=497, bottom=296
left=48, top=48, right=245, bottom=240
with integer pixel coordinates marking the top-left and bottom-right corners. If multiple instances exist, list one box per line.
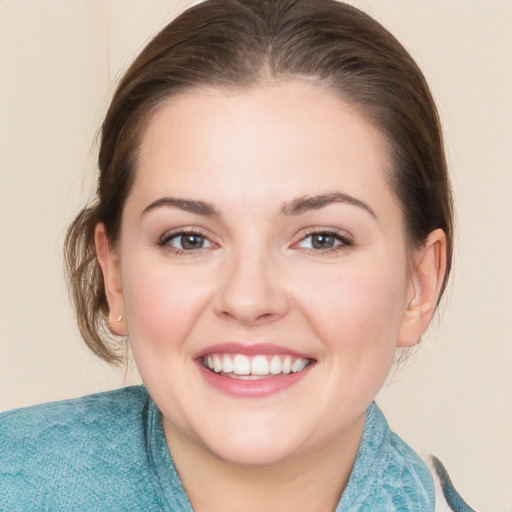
left=121, top=259, right=212, bottom=353
left=294, top=262, right=407, bottom=353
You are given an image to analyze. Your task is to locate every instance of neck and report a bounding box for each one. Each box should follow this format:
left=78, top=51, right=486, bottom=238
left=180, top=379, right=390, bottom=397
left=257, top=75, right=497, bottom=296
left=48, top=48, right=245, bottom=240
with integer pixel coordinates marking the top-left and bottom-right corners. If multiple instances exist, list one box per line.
left=164, top=414, right=365, bottom=512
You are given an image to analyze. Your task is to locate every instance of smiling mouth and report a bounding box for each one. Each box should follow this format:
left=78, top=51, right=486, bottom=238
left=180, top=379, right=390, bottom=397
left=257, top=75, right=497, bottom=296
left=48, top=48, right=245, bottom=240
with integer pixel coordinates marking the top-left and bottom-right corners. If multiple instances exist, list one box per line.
left=201, top=354, right=313, bottom=380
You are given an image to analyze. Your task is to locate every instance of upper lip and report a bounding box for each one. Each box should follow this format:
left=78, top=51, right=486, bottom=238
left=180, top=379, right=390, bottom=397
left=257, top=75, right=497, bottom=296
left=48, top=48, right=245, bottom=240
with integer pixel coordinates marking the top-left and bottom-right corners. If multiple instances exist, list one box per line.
left=194, top=342, right=314, bottom=360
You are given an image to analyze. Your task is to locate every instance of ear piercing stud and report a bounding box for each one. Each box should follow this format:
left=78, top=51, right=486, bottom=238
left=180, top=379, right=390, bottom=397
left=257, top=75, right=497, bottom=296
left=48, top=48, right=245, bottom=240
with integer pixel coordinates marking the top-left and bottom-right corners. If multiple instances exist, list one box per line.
left=116, top=315, right=123, bottom=322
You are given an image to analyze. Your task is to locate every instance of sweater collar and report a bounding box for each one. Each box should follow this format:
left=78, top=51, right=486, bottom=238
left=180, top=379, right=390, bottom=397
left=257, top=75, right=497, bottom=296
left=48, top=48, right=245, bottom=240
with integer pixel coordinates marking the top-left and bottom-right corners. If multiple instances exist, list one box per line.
left=146, top=398, right=434, bottom=511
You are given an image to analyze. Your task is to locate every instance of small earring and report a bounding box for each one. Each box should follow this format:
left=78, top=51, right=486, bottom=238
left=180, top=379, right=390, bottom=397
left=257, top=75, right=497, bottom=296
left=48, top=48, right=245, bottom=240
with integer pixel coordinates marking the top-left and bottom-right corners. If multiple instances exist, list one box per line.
left=116, top=315, right=123, bottom=322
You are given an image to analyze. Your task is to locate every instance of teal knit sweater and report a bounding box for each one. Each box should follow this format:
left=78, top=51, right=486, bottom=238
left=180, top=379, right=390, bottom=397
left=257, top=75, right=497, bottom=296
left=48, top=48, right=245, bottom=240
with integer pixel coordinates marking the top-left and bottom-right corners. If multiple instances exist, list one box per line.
left=0, top=386, right=438, bottom=511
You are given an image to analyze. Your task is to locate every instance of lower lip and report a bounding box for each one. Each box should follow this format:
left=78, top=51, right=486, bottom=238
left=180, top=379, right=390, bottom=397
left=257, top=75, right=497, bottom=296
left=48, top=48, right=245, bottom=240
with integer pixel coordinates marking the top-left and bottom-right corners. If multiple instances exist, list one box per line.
left=196, top=362, right=314, bottom=398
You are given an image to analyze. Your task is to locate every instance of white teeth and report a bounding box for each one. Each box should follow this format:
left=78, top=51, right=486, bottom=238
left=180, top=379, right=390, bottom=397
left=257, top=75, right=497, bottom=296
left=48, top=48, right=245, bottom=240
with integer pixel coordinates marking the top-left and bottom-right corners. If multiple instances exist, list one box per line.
left=291, top=358, right=308, bottom=373
left=282, top=356, right=292, bottom=374
left=204, top=353, right=310, bottom=377
left=269, top=355, right=283, bottom=374
left=222, top=355, right=233, bottom=373
left=233, top=354, right=251, bottom=375
left=213, top=355, right=222, bottom=373
left=251, top=355, right=270, bottom=375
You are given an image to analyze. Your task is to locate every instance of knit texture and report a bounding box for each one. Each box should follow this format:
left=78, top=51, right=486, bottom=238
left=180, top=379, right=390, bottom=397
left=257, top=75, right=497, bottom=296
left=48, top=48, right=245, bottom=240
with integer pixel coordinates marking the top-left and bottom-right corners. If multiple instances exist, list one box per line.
left=1, top=387, right=435, bottom=511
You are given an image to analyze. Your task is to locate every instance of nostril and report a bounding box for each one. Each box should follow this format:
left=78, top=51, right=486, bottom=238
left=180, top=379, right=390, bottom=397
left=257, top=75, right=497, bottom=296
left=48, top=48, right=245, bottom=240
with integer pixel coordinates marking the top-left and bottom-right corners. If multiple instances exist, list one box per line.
left=218, top=309, right=284, bottom=325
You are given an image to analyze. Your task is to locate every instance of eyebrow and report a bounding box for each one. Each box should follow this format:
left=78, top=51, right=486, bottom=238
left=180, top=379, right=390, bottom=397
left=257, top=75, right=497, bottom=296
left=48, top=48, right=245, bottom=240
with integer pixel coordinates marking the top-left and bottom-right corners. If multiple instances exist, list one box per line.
left=281, top=192, right=377, bottom=218
left=140, top=192, right=376, bottom=219
left=141, top=197, right=220, bottom=217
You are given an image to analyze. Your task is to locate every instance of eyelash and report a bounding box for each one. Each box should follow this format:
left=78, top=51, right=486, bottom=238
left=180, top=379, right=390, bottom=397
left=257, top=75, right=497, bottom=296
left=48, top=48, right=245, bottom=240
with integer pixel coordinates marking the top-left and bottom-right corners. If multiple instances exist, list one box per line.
left=157, top=229, right=214, bottom=255
left=293, top=228, right=353, bottom=255
left=156, top=228, right=353, bottom=256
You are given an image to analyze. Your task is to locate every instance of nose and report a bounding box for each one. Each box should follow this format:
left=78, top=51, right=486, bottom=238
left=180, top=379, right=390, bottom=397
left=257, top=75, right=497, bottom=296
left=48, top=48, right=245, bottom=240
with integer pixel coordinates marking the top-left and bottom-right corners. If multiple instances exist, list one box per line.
left=213, top=251, right=290, bottom=326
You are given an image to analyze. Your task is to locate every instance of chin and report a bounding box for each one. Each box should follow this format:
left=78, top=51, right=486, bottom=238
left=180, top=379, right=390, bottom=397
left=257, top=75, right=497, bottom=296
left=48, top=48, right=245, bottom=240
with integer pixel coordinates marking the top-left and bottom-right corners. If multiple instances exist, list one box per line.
left=207, top=438, right=301, bottom=467
left=193, top=421, right=306, bottom=467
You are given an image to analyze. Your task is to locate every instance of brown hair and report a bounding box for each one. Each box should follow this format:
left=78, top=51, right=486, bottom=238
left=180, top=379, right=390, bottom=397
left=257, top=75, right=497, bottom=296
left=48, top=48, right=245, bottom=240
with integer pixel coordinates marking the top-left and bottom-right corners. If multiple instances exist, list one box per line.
left=65, top=0, right=453, bottom=363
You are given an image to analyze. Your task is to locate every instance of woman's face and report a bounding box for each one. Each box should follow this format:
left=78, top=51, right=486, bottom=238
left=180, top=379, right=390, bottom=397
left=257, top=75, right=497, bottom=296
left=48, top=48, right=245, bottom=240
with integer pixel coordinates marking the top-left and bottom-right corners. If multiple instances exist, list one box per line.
left=107, top=81, right=423, bottom=466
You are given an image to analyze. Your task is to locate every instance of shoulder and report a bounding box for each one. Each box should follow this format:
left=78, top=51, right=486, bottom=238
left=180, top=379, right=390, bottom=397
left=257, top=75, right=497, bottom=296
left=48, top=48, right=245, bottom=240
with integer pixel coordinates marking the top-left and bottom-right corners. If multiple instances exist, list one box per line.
left=0, top=386, right=159, bottom=510
left=338, top=404, right=436, bottom=510
left=383, top=426, right=436, bottom=509
left=1, top=384, right=148, bottom=419
left=385, top=425, right=476, bottom=512
left=387, top=428, right=434, bottom=492
left=366, top=405, right=476, bottom=512
left=369, top=404, right=436, bottom=504
left=0, top=385, right=148, bottom=448
left=385, top=419, right=476, bottom=511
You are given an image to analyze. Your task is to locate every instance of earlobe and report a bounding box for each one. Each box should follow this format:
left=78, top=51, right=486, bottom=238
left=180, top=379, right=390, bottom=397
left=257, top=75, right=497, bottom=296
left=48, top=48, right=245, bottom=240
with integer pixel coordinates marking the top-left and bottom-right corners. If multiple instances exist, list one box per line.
left=397, top=229, right=447, bottom=348
left=95, top=223, right=128, bottom=336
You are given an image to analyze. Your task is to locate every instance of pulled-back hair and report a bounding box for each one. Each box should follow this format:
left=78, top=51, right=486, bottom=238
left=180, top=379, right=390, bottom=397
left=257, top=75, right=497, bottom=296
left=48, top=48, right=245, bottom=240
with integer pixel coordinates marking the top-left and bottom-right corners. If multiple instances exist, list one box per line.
left=65, top=0, right=453, bottom=363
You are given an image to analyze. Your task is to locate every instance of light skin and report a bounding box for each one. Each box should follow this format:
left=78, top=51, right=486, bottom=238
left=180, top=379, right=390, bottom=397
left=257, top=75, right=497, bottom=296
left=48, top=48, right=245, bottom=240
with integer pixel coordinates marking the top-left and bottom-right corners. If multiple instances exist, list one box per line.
left=96, top=80, right=446, bottom=511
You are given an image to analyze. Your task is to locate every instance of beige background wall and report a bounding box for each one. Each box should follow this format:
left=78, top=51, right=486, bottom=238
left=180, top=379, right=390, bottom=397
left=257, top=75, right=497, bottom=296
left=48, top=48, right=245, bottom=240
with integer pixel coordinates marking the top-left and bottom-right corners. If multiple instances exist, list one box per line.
left=1, top=1, right=510, bottom=510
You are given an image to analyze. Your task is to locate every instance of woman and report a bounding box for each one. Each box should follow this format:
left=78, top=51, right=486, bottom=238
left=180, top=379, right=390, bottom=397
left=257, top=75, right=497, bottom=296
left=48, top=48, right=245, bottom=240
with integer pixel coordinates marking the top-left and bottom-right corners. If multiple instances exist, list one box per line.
left=0, top=1, right=476, bottom=510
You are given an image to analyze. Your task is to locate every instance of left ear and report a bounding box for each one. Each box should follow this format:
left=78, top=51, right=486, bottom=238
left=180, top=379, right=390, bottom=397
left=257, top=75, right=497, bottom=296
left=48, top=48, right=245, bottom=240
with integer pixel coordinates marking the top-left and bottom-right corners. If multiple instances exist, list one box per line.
left=397, top=229, right=447, bottom=348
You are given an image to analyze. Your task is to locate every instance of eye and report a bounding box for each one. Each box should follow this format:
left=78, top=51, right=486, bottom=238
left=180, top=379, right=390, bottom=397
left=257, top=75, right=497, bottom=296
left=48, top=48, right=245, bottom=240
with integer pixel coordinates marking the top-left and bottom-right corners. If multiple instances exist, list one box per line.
left=163, top=232, right=214, bottom=251
left=296, top=231, right=352, bottom=251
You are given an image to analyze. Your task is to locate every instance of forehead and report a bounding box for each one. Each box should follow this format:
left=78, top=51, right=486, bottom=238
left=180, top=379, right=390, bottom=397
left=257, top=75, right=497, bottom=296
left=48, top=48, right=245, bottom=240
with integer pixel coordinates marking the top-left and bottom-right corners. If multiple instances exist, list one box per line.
left=132, top=80, right=396, bottom=215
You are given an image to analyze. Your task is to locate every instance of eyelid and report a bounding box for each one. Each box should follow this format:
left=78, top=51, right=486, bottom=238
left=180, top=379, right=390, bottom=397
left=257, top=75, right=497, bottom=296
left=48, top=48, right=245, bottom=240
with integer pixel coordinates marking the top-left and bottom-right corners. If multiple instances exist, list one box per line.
left=292, top=227, right=354, bottom=252
left=156, top=226, right=218, bottom=252
left=154, top=225, right=353, bottom=255
left=168, top=233, right=214, bottom=249
left=294, top=226, right=353, bottom=241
